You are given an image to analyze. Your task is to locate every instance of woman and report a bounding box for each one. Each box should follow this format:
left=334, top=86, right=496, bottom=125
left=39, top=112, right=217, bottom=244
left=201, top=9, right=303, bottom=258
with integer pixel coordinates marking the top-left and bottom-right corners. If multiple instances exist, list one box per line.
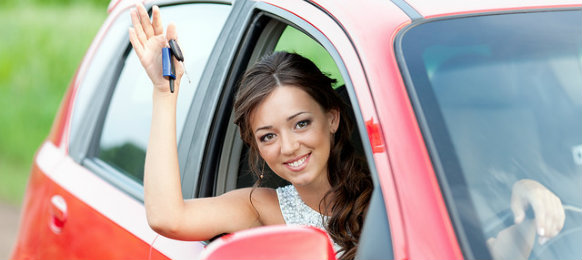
left=128, top=4, right=564, bottom=260
left=129, top=4, right=371, bottom=259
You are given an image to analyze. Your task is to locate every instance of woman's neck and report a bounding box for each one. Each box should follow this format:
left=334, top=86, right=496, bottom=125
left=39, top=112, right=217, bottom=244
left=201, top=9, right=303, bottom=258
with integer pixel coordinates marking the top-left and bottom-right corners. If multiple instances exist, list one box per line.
left=294, top=175, right=333, bottom=215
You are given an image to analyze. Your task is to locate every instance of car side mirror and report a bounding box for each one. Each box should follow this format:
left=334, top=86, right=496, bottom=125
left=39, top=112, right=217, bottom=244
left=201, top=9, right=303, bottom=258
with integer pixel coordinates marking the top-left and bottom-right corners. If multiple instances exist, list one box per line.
left=199, top=225, right=337, bottom=260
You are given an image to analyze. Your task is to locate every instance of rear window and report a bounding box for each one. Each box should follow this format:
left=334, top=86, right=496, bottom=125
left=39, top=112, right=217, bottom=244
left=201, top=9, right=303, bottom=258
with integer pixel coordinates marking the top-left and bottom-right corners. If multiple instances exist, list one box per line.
left=398, top=9, right=581, bottom=260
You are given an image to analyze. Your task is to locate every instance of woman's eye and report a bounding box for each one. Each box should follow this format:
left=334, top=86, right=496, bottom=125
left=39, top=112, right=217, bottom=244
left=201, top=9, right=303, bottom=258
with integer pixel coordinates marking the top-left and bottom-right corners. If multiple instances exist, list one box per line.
left=296, top=120, right=311, bottom=129
left=260, top=133, right=275, bottom=143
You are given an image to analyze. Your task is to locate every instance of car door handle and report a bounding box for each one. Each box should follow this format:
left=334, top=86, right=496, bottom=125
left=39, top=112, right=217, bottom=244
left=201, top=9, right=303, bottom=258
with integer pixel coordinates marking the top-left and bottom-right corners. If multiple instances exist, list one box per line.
left=49, top=195, right=68, bottom=234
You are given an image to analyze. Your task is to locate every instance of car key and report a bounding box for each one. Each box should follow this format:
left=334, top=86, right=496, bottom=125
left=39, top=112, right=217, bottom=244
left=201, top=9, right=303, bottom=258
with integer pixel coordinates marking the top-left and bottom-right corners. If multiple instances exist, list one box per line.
left=162, top=47, right=176, bottom=93
left=168, top=39, right=183, bottom=61
left=168, top=39, right=191, bottom=84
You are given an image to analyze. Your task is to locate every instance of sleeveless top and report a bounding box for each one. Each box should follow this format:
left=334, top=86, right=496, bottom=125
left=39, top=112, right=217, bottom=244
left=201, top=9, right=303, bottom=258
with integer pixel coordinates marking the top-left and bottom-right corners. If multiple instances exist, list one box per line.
left=276, top=185, right=342, bottom=254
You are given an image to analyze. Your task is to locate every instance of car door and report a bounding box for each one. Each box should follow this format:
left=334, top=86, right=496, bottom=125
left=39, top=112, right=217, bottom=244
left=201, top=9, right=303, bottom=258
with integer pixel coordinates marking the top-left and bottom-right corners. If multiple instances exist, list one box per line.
left=13, top=2, right=232, bottom=259
left=182, top=1, right=395, bottom=258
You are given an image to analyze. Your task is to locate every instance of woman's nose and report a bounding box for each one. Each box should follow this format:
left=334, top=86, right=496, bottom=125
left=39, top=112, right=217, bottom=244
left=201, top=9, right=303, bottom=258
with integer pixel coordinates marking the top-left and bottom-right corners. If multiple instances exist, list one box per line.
left=280, top=132, right=299, bottom=155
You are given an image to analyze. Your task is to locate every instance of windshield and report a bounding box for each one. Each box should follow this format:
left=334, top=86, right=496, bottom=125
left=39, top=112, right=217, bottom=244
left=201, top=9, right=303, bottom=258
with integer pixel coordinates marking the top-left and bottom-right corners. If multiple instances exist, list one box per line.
left=398, top=9, right=581, bottom=260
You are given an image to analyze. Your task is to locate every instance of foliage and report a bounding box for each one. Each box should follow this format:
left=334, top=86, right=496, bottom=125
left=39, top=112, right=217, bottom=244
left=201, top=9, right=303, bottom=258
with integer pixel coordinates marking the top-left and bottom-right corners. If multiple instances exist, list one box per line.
left=0, top=4, right=107, bottom=204
left=99, top=143, right=147, bottom=184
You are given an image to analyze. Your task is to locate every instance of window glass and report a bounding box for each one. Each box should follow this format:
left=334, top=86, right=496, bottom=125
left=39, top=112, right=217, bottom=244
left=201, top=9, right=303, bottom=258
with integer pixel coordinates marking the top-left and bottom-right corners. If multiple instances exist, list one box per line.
left=69, top=9, right=130, bottom=149
left=400, top=10, right=581, bottom=260
left=98, top=3, right=231, bottom=184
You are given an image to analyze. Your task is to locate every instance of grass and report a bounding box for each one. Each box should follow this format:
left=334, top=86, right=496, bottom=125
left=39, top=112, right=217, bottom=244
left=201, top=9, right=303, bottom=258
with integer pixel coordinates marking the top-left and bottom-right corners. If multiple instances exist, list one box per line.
left=0, top=4, right=107, bottom=205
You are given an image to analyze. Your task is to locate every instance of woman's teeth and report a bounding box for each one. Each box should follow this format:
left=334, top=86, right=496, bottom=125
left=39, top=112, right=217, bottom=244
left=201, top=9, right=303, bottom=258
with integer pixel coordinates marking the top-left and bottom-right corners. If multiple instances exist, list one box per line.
left=288, top=156, right=307, bottom=167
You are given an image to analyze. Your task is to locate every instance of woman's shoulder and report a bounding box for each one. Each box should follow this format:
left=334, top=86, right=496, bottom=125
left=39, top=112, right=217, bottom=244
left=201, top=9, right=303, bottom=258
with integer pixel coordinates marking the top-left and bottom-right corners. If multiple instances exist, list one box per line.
left=219, top=187, right=277, bottom=203
left=229, top=187, right=284, bottom=225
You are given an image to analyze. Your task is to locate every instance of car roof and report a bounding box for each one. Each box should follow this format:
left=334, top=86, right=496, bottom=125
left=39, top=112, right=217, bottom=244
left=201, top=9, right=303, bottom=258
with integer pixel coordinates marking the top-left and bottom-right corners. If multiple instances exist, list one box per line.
left=404, top=0, right=581, bottom=18
left=110, top=0, right=581, bottom=17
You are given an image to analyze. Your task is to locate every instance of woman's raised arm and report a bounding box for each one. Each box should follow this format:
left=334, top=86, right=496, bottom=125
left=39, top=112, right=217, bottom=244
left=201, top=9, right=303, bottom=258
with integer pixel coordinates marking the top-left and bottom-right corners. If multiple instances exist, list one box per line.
left=128, top=4, right=275, bottom=241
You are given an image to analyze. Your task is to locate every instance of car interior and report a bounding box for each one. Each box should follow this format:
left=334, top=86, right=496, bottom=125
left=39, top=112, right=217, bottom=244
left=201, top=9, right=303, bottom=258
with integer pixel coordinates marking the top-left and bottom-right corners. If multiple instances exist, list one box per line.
left=213, top=21, right=367, bottom=195
left=430, top=49, right=582, bottom=239
left=198, top=18, right=372, bottom=245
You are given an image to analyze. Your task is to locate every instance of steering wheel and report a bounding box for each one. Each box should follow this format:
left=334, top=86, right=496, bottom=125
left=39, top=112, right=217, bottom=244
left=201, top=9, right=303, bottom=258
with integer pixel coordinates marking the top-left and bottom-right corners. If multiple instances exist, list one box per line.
left=482, top=208, right=523, bottom=238
left=528, top=211, right=582, bottom=260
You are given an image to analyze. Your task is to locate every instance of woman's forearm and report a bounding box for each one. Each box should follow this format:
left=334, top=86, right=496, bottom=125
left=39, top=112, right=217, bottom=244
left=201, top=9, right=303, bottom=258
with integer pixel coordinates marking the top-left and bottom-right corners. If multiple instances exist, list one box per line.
left=144, top=87, right=184, bottom=232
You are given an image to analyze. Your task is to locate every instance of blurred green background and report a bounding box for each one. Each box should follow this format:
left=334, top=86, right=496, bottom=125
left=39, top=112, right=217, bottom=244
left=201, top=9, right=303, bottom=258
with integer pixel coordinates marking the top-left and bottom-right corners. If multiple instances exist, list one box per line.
left=0, top=0, right=109, bottom=205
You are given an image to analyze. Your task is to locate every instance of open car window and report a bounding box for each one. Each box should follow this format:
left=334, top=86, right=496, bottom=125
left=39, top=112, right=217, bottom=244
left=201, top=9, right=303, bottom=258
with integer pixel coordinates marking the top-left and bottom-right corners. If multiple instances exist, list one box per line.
left=211, top=22, right=364, bottom=194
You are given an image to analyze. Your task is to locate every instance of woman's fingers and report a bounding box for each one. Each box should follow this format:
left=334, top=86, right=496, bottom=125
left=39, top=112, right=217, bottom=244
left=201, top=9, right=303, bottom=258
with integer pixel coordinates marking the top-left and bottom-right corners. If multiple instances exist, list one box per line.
left=548, top=194, right=564, bottom=237
left=128, top=28, right=143, bottom=57
left=510, top=192, right=527, bottom=224
left=512, top=179, right=566, bottom=240
left=166, top=23, right=178, bottom=43
left=127, top=3, right=182, bottom=91
left=528, top=193, right=548, bottom=237
left=165, top=23, right=184, bottom=77
left=137, top=4, right=155, bottom=38
left=130, top=8, right=148, bottom=47
left=152, top=5, right=164, bottom=36
left=524, top=182, right=565, bottom=239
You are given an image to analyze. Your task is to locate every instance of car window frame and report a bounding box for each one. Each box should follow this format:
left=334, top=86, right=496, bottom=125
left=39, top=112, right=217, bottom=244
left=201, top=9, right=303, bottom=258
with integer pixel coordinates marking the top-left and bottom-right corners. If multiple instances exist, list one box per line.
left=68, top=1, right=233, bottom=202
left=175, top=0, right=252, bottom=199
left=189, top=2, right=395, bottom=258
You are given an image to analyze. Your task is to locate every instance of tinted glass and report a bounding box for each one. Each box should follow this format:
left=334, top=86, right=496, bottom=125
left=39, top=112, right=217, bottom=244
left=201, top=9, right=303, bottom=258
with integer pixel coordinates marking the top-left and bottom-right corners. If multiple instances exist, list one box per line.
left=400, top=10, right=581, bottom=260
left=98, top=3, right=230, bottom=184
left=69, top=9, right=130, bottom=150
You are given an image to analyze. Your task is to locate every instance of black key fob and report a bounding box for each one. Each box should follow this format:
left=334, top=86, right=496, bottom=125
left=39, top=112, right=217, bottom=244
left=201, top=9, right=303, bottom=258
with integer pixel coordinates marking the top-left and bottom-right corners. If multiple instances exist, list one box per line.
left=168, top=39, right=184, bottom=62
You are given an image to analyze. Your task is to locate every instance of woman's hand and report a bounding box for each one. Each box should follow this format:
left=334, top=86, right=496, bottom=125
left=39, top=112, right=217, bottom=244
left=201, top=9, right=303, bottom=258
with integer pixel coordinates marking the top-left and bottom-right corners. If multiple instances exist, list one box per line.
left=511, top=179, right=565, bottom=244
left=129, top=4, right=184, bottom=93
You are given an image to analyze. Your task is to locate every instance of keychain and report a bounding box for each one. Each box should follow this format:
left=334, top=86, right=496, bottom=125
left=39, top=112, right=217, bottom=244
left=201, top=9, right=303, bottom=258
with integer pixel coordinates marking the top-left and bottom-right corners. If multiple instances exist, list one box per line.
left=162, top=47, right=175, bottom=92
left=162, top=39, right=189, bottom=93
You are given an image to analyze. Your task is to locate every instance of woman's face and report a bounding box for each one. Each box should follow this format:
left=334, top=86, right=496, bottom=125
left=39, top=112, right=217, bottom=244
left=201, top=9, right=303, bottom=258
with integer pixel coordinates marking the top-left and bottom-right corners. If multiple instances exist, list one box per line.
left=250, top=85, right=339, bottom=188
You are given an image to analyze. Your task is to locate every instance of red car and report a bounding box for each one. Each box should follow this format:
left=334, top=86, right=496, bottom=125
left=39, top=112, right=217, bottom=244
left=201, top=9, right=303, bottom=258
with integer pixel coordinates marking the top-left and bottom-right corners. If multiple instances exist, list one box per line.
left=12, top=0, right=582, bottom=259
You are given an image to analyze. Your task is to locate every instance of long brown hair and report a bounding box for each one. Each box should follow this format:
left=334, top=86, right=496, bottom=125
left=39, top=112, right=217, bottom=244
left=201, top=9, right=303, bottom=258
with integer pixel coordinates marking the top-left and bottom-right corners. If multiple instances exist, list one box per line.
left=233, top=51, right=372, bottom=259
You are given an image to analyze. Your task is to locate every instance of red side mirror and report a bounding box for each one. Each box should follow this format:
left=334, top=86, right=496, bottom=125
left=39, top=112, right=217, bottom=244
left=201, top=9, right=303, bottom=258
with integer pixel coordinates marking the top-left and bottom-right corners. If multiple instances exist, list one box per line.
left=199, top=225, right=337, bottom=260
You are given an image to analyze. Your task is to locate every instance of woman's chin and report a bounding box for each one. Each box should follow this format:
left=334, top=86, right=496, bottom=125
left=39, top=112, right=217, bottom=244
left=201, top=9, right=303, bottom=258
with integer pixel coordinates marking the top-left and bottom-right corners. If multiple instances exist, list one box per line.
left=287, top=175, right=314, bottom=187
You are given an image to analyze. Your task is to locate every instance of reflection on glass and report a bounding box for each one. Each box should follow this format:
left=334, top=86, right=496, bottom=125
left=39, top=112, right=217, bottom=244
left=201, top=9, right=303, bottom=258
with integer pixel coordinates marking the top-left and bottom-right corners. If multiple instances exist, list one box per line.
left=98, top=4, right=231, bottom=183
left=401, top=10, right=581, bottom=260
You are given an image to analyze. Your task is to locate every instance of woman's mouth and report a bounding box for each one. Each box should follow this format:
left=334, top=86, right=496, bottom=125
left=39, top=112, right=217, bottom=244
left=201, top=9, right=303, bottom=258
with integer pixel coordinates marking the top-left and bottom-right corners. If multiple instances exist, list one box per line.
left=284, top=153, right=311, bottom=171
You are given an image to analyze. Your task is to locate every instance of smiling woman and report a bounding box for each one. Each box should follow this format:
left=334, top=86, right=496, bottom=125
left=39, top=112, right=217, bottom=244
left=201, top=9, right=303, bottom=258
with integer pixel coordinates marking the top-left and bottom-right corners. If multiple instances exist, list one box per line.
left=128, top=2, right=372, bottom=258
left=233, top=52, right=373, bottom=259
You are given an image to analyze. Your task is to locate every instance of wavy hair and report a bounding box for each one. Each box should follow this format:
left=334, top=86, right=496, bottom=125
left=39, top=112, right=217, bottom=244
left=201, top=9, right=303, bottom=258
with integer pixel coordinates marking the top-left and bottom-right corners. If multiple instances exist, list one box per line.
left=233, top=51, right=372, bottom=259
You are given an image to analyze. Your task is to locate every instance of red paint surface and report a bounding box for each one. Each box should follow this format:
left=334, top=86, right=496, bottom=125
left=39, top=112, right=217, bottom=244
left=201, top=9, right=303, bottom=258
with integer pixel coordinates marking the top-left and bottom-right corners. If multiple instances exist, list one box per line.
left=11, top=154, right=168, bottom=260
left=200, top=225, right=335, bottom=260
left=14, top=0, right=577, bottom=259
left=405, top=0, right=581, bottom=18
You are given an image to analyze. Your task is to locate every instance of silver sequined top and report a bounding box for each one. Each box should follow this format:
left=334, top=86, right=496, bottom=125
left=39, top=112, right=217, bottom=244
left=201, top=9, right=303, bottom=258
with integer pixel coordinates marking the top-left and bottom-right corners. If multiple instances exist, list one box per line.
left=276, top=185, right=342, bottom=254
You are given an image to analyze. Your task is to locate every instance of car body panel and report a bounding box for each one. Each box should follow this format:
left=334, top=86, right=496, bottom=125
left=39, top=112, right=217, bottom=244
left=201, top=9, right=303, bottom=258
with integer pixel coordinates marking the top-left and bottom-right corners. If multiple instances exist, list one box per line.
left=261, top=3, right=413, bottom=259
left=405, top=0, right=582, bottom=18
left=296, top=0, right=463, bottom=258
left=12, top=0, right=581, bottom=259
left=10, top=2, right=159, bottom=258
left=12, top=143, right=168, bottom=259
left=13, top=2, right=207, bottom=259
left=13, top=142, right=204, bottom=259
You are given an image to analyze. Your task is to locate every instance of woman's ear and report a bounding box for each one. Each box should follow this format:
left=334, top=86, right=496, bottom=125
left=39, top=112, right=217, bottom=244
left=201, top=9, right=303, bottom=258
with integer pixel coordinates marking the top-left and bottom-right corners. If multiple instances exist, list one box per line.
left=327, top=108, right=340, bottom=134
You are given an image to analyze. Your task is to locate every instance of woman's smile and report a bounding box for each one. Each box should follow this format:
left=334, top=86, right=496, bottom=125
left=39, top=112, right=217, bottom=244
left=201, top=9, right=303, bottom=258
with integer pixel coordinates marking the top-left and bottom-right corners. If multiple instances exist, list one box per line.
left=284, top=152, right=311, bottom=171
left=250, top=85, right=339, bottom=187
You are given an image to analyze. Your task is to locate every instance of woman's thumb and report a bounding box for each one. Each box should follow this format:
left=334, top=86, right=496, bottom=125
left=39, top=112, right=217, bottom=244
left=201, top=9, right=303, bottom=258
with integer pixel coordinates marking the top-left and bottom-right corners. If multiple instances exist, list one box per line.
left=511, top=195, right=526, bottom=224
left=166, top=23, right=178, bottom=41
